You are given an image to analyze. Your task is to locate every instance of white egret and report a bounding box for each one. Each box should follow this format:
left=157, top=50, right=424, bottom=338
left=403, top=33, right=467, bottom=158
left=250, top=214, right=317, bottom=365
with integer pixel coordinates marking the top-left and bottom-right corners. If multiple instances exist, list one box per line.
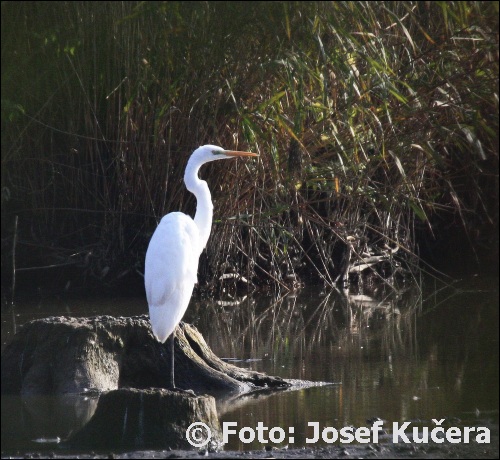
left=145, top=144, right=258, bottom=388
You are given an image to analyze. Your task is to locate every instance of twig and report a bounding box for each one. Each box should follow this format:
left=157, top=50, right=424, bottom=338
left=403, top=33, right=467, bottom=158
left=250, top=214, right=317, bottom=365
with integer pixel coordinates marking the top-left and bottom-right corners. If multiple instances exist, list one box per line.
left=11, top=215, right=18, bottom=305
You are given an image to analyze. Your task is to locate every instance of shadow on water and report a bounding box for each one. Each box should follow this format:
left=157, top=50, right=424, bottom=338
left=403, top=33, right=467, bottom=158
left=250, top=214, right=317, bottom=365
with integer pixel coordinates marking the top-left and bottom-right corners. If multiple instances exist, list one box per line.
left=1, top=275, right=498, bottom=453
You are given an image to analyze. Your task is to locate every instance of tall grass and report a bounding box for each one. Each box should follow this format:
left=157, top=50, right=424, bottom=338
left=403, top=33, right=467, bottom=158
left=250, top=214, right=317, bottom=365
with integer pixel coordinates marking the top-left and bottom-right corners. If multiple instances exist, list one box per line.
left=1, top=2, right=498, bottom=293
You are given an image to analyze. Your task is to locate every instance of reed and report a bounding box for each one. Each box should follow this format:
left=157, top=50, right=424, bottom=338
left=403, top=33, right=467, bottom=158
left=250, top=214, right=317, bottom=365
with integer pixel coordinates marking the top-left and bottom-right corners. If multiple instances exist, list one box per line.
left=2, top=2, right=498, bottom=292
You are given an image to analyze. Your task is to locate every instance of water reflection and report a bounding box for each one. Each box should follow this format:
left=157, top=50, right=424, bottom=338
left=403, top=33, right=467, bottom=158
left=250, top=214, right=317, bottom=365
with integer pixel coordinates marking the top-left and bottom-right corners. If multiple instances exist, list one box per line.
left=1, top=276, right=498, bottom=453
left=191, top=284, right=421, bottom=380
left=1, top=394, right=99, bottom=451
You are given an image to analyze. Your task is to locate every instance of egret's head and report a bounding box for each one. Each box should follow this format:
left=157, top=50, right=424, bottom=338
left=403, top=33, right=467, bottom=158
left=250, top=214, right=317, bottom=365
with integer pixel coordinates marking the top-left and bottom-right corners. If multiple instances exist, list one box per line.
left=191, top=144, right=258, bottom=164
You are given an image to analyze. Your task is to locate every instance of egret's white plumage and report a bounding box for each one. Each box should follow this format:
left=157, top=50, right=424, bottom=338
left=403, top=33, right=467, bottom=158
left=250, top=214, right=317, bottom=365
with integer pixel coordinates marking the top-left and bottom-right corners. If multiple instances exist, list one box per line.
left=145, top=145, right=258, bottom=349
left=145, top=212, right=199, bottom=342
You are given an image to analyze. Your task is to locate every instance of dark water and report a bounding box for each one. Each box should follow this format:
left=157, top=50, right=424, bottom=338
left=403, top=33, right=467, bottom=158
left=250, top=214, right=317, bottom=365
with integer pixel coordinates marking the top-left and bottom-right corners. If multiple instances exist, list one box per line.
left=1, top=274, right=498, bottom=453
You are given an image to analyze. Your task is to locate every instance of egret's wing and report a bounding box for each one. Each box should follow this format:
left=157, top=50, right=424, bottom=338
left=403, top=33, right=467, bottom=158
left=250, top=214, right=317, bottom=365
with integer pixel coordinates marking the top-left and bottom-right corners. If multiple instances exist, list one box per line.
left=145, top=212, right=199, bottom=342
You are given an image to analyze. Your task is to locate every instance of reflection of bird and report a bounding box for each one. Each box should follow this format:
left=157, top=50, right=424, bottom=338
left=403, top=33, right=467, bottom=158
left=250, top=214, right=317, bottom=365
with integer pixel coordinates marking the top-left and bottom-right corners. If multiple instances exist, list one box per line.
left=145, top=144, right=258, bottom=388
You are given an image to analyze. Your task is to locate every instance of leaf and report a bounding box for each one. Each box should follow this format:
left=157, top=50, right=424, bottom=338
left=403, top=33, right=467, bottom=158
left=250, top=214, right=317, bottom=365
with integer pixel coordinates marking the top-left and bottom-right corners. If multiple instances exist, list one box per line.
left=409, top=200, right=428, bottom=222
left=257, top=90, right=287, bottom=114
left=389, top=151, right=406, bottom=178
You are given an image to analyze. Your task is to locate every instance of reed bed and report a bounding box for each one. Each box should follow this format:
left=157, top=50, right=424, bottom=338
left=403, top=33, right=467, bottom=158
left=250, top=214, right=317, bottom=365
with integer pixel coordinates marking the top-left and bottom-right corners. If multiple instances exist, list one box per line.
left=2, top=2, right=498, bottom=293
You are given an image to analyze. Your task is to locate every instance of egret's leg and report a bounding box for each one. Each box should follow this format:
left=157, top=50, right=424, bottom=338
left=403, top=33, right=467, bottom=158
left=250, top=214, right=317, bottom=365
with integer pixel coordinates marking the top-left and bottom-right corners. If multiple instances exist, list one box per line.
left=170, top=332, right=176, bottom=389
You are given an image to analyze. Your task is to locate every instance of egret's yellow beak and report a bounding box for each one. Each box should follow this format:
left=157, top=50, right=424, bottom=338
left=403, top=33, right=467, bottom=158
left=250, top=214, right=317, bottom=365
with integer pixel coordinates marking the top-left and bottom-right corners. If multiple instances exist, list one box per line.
left=223, top=150, right=259, bottom=158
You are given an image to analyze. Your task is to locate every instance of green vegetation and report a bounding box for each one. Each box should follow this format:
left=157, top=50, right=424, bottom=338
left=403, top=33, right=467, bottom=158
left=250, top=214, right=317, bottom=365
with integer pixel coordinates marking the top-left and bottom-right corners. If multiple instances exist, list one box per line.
left=2, top=2, right=498, bottom=293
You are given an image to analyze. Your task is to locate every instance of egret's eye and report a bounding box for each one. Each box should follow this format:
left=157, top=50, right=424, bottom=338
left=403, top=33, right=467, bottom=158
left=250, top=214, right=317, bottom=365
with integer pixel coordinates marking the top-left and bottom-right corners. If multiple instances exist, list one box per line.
left=211, top=150, right=223, bottom=156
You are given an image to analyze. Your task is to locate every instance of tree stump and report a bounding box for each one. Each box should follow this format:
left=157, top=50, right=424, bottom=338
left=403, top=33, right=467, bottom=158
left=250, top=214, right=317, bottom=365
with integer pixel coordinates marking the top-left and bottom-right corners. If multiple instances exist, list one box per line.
left=1, top=315, right=337, bottom=450
left=1, top=314, right=289, bottom=396
left=67, top=388, right=222, bottom=450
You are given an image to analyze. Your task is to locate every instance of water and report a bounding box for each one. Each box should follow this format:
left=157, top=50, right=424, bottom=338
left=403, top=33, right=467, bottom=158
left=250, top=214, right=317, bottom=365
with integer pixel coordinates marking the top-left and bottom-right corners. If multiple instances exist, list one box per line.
left=1, top=274, right=498, bottom=453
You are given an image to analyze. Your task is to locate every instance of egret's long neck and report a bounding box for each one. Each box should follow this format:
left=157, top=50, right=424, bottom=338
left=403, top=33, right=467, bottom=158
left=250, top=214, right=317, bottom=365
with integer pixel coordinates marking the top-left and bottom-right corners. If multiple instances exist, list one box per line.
left=184, top=157, right=213, bottom=253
